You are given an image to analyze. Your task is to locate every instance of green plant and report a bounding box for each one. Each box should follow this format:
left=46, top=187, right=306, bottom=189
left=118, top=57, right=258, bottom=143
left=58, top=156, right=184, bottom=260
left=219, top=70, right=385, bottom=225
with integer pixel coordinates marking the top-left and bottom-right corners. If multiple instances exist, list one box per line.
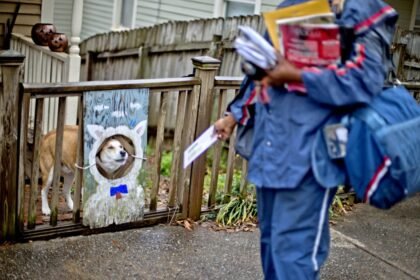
left=146, top=144, right=154, bottom=156
left=206, top=146, right=229, bottom=173
left=329, top=188, right=356, bottom=218
left=329, top=195, right=343, bottom=217
left=216, top=194, right=257, bottom=227
left=160, top=151, right=173, bottom=177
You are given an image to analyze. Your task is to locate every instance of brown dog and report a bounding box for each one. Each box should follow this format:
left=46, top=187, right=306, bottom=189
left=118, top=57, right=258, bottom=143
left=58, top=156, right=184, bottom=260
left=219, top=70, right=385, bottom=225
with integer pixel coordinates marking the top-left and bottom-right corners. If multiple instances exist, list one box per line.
left=39, top=126, right=78, bottom=215
left=39, top=126, right=128, bottom=215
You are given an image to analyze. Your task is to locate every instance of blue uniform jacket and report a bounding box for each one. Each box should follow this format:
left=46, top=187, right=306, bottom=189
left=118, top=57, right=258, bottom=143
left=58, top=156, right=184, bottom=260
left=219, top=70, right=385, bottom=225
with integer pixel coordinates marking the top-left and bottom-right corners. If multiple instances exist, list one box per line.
left=229, top=0, right=398, bottom=189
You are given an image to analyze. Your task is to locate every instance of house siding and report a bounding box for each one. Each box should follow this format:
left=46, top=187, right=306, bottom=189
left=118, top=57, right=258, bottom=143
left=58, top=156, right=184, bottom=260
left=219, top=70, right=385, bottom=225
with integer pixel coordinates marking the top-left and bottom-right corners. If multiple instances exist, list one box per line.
left=135, top=0, right=160, bottom=27
left=134, top=0, right=281, bottom=27
left=385, top=0, right=414, bottom=30
left=0, top=0, right=42, bottom=49
left=53, top=0, right=73, bottom=39
left=81, top=0, right=114, bottom=39
left=136, top=0, right=214, bottom=27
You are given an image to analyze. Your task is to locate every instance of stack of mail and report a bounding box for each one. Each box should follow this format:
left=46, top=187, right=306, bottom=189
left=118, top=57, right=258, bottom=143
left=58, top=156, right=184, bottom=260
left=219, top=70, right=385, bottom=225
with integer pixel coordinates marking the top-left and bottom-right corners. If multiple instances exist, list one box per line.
left=234, top=26, right=277, bottom=71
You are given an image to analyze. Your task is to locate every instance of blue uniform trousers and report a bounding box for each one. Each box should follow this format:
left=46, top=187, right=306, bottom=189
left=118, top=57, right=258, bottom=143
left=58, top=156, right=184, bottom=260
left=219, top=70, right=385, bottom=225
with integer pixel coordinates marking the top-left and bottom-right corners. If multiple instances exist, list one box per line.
left=256, top=173, right=337, bottom=280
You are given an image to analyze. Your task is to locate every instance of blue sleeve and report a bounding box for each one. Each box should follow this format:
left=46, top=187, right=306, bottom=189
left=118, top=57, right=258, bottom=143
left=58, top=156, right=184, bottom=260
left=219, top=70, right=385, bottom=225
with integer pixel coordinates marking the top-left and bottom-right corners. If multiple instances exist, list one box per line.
left=302, top=27, right=389, bottom=107
left=301, top=0, right=398, bottom=107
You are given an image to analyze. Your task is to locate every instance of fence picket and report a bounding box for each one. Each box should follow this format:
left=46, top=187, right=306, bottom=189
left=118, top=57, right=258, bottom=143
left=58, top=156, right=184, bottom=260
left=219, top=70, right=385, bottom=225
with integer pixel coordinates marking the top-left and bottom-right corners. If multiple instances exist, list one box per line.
left=27, top=99, right=44, bottom=229
left=168, top=90, right=188, bottom=208
left=208, top=89, right=228, bottom=208
left=223, top=128, right=237, bottom=204
left=72, top=97, right=84, bottom=223
left=150, top=92, right=169, bottom=211
left=49, top=97, right=67, bottom=226
left=240, top=160, right=249, bottom=197
left=181, top=85, right=201, bottom=219
left=18, top=90, right=31, bottom=233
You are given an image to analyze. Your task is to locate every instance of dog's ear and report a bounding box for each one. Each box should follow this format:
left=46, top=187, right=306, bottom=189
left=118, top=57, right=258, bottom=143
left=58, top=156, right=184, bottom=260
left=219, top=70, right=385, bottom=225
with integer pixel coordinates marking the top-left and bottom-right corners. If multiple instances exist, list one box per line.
left=87, top=124, right=105, bottom=140
left=134, top=120, right=147, bottom=136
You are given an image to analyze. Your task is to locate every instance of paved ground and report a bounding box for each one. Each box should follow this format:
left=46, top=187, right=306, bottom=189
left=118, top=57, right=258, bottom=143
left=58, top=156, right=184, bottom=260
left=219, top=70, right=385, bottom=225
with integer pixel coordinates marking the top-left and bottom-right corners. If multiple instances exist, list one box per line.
left=0, top=195, right=419, bottom=280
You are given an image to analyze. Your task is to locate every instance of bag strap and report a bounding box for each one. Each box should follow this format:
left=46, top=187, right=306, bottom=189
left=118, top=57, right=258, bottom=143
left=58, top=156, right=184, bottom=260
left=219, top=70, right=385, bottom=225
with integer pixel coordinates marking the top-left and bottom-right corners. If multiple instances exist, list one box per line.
left=227, top=75, right=252, bottom=112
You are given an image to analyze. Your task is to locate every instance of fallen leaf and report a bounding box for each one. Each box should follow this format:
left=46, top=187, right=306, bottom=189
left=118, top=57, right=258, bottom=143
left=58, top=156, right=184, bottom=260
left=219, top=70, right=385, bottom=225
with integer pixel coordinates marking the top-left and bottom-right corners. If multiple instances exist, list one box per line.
left=184, top=220, right=193, bottom=231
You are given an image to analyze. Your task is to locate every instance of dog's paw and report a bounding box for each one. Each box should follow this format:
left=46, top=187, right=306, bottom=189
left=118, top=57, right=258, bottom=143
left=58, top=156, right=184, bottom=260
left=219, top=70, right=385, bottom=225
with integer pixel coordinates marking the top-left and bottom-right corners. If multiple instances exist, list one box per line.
left=42, top=207, right=51, bottom=216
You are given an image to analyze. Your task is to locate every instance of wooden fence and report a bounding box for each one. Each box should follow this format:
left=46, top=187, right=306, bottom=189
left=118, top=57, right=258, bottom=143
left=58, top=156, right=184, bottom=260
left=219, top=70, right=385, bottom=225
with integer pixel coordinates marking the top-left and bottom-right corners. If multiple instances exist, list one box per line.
left=0, top=54, right=249, bottom=242
left=79, top=15, right=264, bottom=130
left=80, top=16, right=264, bottom=79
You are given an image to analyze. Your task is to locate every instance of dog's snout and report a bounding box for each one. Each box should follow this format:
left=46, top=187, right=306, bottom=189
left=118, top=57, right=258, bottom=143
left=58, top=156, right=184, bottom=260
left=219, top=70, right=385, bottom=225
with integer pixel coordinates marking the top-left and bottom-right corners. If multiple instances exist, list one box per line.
left=120, top=150, right=127, bottom=156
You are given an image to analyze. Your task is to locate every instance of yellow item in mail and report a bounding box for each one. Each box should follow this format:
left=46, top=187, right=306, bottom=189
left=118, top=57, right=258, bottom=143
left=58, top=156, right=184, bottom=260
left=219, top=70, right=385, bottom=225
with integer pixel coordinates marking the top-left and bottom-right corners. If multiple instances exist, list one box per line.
left=263, top=0, right=332, bottom=50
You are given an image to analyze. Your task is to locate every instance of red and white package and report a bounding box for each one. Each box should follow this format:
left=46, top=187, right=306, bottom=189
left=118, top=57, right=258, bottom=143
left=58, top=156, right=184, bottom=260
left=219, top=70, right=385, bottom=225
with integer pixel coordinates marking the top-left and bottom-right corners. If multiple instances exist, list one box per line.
left=278, top=23, right=341, bottom=92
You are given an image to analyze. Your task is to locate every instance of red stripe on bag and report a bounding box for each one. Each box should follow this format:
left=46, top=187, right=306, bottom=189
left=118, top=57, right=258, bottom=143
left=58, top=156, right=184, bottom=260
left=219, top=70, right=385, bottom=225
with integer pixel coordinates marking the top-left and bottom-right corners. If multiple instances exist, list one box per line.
left=364, top=157, right=392, bottom=203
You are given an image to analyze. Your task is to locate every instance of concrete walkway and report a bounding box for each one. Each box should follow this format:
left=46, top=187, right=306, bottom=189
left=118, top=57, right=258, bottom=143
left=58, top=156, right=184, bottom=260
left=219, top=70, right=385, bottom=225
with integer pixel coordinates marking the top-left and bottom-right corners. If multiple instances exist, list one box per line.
left=0, top=195, right=419, bottom=280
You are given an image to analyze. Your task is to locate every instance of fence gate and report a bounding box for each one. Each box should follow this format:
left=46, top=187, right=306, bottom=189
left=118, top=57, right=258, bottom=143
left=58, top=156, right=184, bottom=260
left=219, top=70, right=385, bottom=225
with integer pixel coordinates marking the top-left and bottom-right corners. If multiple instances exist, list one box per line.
left=1, top=53, right=253, bottom=242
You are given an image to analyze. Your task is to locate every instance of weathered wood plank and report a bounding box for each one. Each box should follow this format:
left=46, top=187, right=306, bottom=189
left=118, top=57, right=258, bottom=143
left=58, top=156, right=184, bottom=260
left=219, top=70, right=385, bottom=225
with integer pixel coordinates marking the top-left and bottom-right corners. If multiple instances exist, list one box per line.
left=188, top=57, right=220, bottom=220
left=223, top=128, right=237, bottom=204
left=97, top=48, right=140, bottom=59
left=168, top=90, right=187, bottom=208
left=214, top=76, right=243, bottom=87
left=181, top=85, right=201, bottom=219
left=72, top=97, right=84, bottom=223
left=23, top=77, right=200, bottom=93
left=240, top=159, right=249, bottom=197
left=1, top=0, right=41, bottom=5
left=402, top=81, right=420, bottom=89
left=149, top=41, right=212, bottom=54
left=137, top=46, right=150, bottom=79
left=49, top=97, right=67, bottom=226
left=18, top=90, right=31, bottom=233
left=150, top=92, right=168, bottom=211
left=21, top=208, right=181, bottom=242
left=1, top=3, right=41, bottom=14
left=27, top=98, right=44, bottom=229
left=208, top=89, right=227, bottom=208
left=0, top=52, right=25, bottom=242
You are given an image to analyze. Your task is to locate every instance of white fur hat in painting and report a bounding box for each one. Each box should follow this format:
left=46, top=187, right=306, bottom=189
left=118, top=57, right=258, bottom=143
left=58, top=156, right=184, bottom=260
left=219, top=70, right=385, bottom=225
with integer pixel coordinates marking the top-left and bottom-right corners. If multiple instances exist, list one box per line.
left=82, top=120, right=147, bottom=228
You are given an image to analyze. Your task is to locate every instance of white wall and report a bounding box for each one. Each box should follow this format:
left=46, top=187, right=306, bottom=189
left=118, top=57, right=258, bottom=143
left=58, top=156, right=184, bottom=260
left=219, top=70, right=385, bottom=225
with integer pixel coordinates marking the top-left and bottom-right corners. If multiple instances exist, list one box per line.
left=136, top=0, right=214, bottom=27
left=135, top=0, right=278, bottom=27
left=81, top=0, right=115, bottom=39
left=53, top=0, right=73, bottom=38
left=385, top=0, right=414, bottom=30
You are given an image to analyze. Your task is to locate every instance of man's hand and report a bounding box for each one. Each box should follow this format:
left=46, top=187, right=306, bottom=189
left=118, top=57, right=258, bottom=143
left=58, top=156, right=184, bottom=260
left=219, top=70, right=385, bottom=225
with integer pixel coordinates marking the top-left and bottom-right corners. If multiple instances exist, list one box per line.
left=263, top=52, right=302, bottom=87
left=214, top=113, right=237, bottom=141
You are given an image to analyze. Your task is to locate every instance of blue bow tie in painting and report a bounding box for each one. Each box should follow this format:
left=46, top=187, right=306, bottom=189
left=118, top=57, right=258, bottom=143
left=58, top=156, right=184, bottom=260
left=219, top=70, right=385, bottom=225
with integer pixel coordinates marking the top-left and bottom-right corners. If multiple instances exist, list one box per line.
left=110, top=184, right=128, bottom=200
